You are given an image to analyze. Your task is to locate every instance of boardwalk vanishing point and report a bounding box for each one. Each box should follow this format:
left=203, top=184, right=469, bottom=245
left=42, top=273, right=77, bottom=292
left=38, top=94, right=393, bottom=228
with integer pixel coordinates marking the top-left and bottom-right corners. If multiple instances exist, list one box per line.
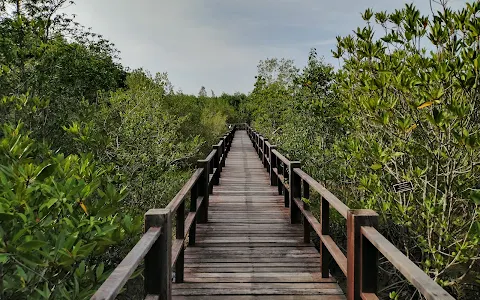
left=92, top=124, right=455, bottom=300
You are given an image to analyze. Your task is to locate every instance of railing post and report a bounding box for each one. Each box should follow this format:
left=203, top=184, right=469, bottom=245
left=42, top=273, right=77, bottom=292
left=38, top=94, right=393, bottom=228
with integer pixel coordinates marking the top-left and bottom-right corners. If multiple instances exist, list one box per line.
left=269, top=145, right=277, bottom=186
left=262, top=138, right=268, bottom=167
left=197, top=160, right=209, bottom=223
left=208, top=158, right=214, bottom=194
left=220, top=137, right=226, bottom=168
left=213, top=145, right=220, bottom=184
left=257, top=135, right=262, bottom=158
left=303, top=181, right=311, bottom=243
left=284, top=166, right=289, bottom=208
left=144, top=209, right=172, bottom=299
left=189, top=182, right=198, bottom=246
left=347, top=209, right=378, bottom=300
left=278, top=162, right=283, bottom=196
left=175, top=201, right=185, bottom=283
left=289, top=161, right=301, bottom=224
left=224, top=135, right=229, bottom=161
left=361, top=227, right=379, bottom=297
left=320, top=196, right=330, bottom=278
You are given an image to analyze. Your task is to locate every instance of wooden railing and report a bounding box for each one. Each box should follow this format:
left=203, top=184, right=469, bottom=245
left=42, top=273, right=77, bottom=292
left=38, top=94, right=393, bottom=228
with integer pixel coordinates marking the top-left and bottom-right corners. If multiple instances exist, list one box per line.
left=91, top=126, right=236, bottom=300
left=246, top=124, right=455, bottom=300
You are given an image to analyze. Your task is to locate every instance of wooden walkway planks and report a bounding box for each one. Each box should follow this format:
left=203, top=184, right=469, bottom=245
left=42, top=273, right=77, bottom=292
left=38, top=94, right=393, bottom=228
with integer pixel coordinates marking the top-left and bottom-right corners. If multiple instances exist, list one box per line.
left=172, top=131, right=345, bottom=299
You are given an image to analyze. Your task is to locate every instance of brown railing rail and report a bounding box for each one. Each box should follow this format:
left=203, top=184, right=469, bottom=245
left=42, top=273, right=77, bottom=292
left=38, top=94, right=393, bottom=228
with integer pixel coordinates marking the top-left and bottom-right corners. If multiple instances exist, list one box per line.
left=91, top=126, right=236, bottom=300
left=245, top=124, right=455, bottom=300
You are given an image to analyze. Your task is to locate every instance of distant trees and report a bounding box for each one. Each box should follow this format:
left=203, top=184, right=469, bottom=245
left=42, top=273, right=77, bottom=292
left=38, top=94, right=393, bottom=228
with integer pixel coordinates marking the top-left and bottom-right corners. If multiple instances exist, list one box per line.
left=198, top=86, right=207, bottom=97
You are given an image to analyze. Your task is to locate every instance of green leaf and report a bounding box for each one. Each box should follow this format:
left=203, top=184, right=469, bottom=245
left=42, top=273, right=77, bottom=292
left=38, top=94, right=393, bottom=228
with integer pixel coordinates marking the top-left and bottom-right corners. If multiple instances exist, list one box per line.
left=96, top=262, right=105, bottom=281
left=470, top=190, right=480, bottom=205
left=18, top=240, right=48, bottom=251
left=0, top=213, right=15, bottom=221
left=77, top=242, right=97, bottom=257
left=0, top=253, right=10, bottom=263
left=40, top=198, right=58, bottom=210
left=371, top=163, right=382, bottom=170
left=35, top=164, right=55, bottom=181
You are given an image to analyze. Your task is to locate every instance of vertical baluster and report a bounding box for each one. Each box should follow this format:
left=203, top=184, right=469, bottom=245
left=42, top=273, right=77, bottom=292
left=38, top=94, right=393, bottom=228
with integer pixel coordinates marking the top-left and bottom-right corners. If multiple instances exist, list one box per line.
left=197, top=160, right=209, bottom=223
left=262, top=139, right=268, bottom=166
left=347, top=210, right=378, bottom=300
left=289, top=162, right=301, bottom=224
left=175, top=201, right=185, bottom=283
left=320, top=197, right=330, bottom=278
left=144, top=209, right=171, bottom=299
left=213, top=145, right=220, bottom=184
left=361, top=230, right=378, bottom=297
left=270, top=146, right=277, bottom=186
left=278, top=161, right=283, bottom=196
left=303, top=181, right=311, bottom=243
left=284, top=165, right=289, bottom=208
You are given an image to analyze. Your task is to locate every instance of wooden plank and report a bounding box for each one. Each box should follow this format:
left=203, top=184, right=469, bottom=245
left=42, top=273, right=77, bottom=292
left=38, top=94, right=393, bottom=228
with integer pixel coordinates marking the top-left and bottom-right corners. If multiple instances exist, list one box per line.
left=92, top=227, right=161, bottom=300
left=172, top=288, right=343, bottom=296
left=170, top=131, right=344, bottom=299
left=173, top=296, right=345, bottom=300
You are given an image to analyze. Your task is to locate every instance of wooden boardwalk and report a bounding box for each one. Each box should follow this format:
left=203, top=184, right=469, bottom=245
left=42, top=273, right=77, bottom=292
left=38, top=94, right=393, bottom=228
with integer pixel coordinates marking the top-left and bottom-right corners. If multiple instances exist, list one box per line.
left=172, top=131, right=345, bottom=299
left=93, top=126, right=454, bottom=300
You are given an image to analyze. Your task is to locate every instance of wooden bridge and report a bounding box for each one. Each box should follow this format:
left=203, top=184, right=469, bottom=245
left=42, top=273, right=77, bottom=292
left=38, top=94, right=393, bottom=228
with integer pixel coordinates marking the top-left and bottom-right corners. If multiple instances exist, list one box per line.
left=92, top=125, right=455, bottom=300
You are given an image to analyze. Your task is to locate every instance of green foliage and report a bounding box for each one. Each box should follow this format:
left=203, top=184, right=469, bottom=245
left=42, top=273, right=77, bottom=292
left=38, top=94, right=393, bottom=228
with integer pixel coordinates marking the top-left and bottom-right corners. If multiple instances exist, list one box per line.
left=0, top=1, right=239, bottom=298
left=0, top=122, right=140, bottom=299
left=245, top=3, right=480, bottom=298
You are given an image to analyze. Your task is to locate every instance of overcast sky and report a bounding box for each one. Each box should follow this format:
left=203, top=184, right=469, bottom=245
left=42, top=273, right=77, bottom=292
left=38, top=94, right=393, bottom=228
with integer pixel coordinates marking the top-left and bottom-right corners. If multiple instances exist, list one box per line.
left=64, top=0, right=467, bottom=95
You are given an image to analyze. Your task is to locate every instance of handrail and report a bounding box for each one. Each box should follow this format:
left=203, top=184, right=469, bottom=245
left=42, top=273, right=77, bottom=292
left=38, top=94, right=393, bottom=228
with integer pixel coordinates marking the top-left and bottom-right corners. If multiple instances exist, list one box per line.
left=293, top=168, right=348, bottom=218
left=92, top=227, right=161, bottom=300
left=361, top=227, right=454, bottom=300
left=271, top=149, right=290, bottom=167
left=245, top=123, right=454, bottom=300
left=91, top=125, right=237, bottom=300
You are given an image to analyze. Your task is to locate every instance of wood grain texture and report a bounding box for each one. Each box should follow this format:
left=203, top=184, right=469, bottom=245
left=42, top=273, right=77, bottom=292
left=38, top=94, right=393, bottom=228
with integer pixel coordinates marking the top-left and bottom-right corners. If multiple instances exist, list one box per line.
left=172, top=131, right=345, bottom=299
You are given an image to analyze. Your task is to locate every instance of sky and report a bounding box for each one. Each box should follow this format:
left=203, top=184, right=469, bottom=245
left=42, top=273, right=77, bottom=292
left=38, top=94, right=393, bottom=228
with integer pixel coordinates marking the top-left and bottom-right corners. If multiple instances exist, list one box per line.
left=63, top=0, right=468, bottom=95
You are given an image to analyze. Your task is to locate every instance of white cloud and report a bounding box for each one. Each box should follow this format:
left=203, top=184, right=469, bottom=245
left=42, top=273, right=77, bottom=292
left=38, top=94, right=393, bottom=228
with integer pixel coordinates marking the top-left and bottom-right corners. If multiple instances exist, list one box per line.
left=65, top=0, right=469, bottom=94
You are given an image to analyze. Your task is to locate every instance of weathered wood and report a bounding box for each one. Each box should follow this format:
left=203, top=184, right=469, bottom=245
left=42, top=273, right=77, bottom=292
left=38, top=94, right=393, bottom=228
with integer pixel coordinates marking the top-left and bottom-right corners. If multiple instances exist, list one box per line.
left=361, top=227, right=455, bottom=300
left=175, top=198, right=185, bottom=283
left=91, top=227, right=161, bottom=300
left=172, top=131, right=344, bottom=299
left=172, top=296, right=345, bottom=300
left=289, top=161, right=302, bottom=224
left=212, top=145, right=220, bottom=184
left=166, top=168, right=202, bottom=213
left=320, top=197, right=330, bottom=278
left=303, top=181, right=311, bottom=244
left=292, top=197, right=348, bottom=276
left=145, top=209, right=171, bottom=299
left=293, top=168, right=349, bottom=218
left=172, top=239, right=184, bottom=267
left=272, top=149, right=290, bottom=166
left=188, top=183, right=197, bottom=246
left=347, top=210, right=378, bottom=300
left=197, top=160, right=209, bottom=223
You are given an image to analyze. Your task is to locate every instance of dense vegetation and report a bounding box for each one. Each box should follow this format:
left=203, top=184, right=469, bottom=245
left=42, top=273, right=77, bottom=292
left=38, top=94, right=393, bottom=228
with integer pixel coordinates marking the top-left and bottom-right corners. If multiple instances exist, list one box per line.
left=1, top=0, right=478, bottom=299
left=0, top=0, right=239, bottom=298
left=245, top=2, right=480, bottom=299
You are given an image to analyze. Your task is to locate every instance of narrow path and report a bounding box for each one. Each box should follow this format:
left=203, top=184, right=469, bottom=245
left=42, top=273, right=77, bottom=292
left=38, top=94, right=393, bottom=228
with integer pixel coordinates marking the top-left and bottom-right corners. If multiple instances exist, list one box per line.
left=172, top=130, right=345, bottom=299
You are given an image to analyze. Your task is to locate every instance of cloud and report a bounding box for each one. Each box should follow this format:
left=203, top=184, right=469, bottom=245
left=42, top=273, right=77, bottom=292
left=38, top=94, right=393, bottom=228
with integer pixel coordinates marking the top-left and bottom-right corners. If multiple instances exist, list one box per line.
left=64, top=0, right=469, bottom=94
